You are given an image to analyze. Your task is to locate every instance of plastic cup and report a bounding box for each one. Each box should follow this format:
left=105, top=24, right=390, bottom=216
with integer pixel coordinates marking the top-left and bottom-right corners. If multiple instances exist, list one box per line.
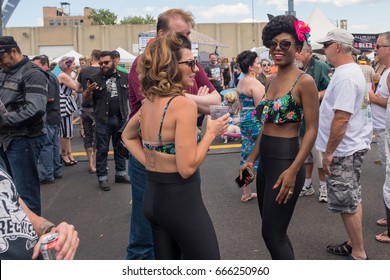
left=209, top=105, right=229, bottom=120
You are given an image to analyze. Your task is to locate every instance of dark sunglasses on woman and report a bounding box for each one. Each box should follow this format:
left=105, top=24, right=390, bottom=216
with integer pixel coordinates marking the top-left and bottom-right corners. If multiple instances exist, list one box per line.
left=178, top=59, right=196, bottom=71
left=269, top=40, right=295, bottom=52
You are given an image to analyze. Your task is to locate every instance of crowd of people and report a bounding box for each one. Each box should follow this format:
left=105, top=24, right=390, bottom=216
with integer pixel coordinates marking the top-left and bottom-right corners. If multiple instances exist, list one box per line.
left=0, top=7, right=389, bottom=260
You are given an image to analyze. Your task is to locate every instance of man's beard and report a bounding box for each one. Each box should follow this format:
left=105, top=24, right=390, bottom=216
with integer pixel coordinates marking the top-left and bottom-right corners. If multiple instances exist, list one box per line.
left=102, top=66, right=115, bottom=76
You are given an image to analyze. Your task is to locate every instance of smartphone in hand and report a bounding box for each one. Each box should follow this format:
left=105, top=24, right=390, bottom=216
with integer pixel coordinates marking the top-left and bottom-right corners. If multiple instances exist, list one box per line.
left=235, top=167, right=254, bottom=188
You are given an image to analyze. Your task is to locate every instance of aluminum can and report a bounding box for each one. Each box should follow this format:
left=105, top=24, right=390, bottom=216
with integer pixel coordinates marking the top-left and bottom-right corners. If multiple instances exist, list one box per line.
left=40, top=233, right=59, bottom=260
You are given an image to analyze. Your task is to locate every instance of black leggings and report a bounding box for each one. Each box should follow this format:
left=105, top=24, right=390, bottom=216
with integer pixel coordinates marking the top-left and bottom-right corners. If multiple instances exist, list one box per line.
left=257, top=135, right=305, bottom=260
left=143, top=170, right=220, bottom=260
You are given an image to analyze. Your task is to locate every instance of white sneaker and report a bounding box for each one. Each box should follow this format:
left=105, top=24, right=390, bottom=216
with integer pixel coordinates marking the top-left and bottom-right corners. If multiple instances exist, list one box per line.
left=319, top=184, right=328, bottom=203
left=299, top=184, right=315, bottom=196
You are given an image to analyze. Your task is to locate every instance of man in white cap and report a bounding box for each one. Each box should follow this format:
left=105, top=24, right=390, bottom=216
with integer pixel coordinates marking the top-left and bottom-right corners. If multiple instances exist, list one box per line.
left=315, top=29, right=372, bottom=260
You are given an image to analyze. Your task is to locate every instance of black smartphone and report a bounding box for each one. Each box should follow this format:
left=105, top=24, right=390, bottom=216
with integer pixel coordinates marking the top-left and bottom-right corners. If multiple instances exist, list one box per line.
left=235, top=167, right=254, bottom=188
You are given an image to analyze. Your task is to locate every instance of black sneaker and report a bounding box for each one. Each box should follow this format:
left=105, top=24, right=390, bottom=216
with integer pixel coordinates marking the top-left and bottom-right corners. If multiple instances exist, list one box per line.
left=99, top=180, right=110, bottom=191
left=115, top=175, right=130, bottom=184
left=40, top=179, right=55, bottom=185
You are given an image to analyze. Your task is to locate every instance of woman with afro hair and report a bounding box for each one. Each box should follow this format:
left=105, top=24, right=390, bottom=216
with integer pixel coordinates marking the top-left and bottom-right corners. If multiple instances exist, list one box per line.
left=240, top=15, right=319, bottom=259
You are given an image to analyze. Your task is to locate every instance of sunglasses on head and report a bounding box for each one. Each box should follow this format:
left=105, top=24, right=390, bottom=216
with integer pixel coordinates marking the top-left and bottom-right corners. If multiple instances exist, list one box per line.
left=98, top=60, right=111, bottom=66
left=261, top=63, right=271, bottom=67
left=269, top=40, right=295, bottom=52
left=178, top=59, right=196, bottom=71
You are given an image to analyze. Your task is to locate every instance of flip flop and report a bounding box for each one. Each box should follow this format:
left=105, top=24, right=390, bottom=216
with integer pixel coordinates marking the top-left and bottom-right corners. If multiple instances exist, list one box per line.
left=376, top=217, right=388, bottom=226
left=375, top=231, right=390, bottom=243
left=241, top=193, right=257, bottom=203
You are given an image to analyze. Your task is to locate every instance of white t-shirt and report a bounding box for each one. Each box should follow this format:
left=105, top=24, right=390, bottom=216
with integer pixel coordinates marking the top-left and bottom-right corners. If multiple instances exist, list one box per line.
left=316, top=63, right=372, bottom=157
left=371, top=68, right=390, bottom=130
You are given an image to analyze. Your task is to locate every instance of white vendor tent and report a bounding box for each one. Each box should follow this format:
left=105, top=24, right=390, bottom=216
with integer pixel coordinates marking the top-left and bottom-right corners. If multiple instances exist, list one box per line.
left=115, top=47, right=136, bottom=64
left=53, top=50, right=83, bottom=66
left=306, top=5, right=337, bottom=51
left=250, top=46, right=270, bottom=60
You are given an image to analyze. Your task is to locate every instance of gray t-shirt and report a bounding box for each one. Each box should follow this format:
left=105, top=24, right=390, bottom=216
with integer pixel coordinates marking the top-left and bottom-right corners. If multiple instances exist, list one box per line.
left=204, top=63, right=222, bottom=88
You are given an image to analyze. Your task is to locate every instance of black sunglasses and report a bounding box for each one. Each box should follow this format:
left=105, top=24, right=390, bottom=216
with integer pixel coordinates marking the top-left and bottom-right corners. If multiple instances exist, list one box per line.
left=269, top=40, right=295, bottom=52
left=178, top=59, right=196, bottom=71
left=323, top=41, right=336, bottom=49
left=261, top=63, right=271, bottom=67
left=376, top=44, right=390, bottom=49
left=98, top=60, right=111, bottom=66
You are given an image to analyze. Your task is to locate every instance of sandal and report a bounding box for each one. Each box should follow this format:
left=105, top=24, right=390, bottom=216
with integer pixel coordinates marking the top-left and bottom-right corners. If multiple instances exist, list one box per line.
left=348, top=254, right=369, bottom=260
left=376, top=217, right=388, bottom=226
left=67, top=153, right=78, bottom=164
left=326, top=241, right=352, bottom=256
left=375, top=231, right=390, bottom=243
left=61, top=154, right=75, bottom=166
left=241, top=192, right=257, bottom=203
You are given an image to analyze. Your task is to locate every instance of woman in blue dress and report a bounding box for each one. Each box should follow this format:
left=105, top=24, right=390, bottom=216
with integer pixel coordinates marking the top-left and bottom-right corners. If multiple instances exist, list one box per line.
left=236, top=50, right=265, bottom=202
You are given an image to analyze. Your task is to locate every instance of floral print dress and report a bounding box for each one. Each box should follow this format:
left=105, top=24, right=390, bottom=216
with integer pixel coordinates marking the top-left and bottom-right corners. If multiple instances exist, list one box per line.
left=239, top=93, right=261, bottom=171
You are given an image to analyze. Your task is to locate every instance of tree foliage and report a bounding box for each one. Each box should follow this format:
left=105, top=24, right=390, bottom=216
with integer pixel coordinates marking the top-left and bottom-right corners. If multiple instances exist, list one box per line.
left=88, top=9, right=118, bottom=25
left=120, top=14, right=156, bottom=25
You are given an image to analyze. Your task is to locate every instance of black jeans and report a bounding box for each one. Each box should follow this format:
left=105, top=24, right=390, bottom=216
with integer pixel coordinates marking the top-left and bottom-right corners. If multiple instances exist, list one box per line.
left=95, top=116, right=126, bottom=181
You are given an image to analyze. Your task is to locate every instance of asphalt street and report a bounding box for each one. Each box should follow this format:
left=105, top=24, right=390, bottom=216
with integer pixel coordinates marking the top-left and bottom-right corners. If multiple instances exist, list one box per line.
left=40, top=126, right=390, bottom=260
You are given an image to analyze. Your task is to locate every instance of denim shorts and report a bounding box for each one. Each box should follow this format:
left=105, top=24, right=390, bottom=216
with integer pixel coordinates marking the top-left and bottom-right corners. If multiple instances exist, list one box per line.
left=327, top=149, right=368, bottom=214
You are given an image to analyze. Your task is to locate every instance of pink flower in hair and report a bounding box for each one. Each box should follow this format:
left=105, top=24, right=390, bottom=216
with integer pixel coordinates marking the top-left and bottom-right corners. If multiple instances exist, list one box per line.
left=294, top=20, right=311, bottom=42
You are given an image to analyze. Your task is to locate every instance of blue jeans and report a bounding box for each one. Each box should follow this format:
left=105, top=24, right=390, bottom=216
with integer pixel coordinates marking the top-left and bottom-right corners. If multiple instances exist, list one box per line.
left=95, top=116, right=126, bottom=181
left=39, top=124, right=62, bottom=180
left=126, top=154, right=154, bottom=260
left=0, top=135, right=46, bottom=215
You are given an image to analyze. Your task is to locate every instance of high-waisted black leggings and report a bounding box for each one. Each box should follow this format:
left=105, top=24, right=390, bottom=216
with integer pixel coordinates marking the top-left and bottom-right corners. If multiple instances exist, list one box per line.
left=257, top=135, right=305, bottom=260
left=143, top=169, right=220, bottom=260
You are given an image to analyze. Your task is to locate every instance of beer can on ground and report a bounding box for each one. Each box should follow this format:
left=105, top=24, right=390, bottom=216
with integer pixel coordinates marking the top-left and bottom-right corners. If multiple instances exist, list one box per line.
left=40, top=233, right=59, bottom=260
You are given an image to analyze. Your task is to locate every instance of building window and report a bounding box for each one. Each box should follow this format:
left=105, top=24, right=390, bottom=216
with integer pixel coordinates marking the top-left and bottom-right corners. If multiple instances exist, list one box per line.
left=49, top=20, right=55, bottom=26
left=80, top=19, right=84, bottom=25
left=57, top=20, right=62, bottom=26
left=69, top=20, right=73, bottom=25
left=74, top=19, right=78, bottom=25
left=63, top=20, right=67, bottom=26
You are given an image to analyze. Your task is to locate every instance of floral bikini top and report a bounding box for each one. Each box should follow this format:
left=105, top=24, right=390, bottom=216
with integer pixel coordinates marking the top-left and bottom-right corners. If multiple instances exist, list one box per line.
left=142, top=96, right=202, bottom=155
left=255, top=73, right=304, bottom=124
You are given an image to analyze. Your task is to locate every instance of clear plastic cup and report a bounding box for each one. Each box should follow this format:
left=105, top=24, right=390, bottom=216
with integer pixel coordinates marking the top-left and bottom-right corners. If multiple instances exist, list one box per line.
left=209, top=105, right=229, bottom=120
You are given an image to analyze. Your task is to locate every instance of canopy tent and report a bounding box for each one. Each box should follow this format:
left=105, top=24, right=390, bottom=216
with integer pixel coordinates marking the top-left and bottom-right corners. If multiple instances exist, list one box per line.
left=115, top=47, right=136, bottom=63
left=306, top=5, right=337, bottom=51
left=53, top=50, right=83, bottom=66
left=250, top=46, right=270, bottom=60
left=189, top=29, right=227, bottom=47
left=146, top=29, right=227, bottom=47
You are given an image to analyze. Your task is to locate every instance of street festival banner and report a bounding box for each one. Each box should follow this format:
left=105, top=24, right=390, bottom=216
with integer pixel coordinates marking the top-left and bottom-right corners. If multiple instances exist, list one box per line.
left=352, top=33, right=379, bottom=52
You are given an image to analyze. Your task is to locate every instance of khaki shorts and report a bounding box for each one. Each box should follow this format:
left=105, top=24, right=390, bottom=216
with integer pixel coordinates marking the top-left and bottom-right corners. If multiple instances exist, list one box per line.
left=299, top=137, right=323, bottom=168
left=327, top=149, right=368, bottom=214
left=304, top=145, right=323, bottom=168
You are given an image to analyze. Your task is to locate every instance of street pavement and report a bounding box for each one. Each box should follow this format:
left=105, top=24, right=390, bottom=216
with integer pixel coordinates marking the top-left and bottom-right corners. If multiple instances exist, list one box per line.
left=41, top=126, right=390, bottom=260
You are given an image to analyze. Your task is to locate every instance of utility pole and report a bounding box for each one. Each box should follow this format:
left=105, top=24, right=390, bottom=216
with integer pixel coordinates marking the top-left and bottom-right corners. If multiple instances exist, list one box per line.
left=0, top=0, right=3, bottom=36
left=285, top=0, right=296, bottom=17
left=252, top=0, right=255, bottom=45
